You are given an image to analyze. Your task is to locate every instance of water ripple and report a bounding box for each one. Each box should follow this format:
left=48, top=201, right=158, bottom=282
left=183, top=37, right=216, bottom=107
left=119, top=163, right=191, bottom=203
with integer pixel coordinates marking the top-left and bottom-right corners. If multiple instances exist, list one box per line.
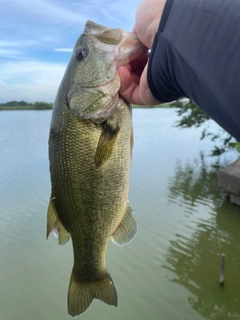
left=0, top=110, right=239, bottom=320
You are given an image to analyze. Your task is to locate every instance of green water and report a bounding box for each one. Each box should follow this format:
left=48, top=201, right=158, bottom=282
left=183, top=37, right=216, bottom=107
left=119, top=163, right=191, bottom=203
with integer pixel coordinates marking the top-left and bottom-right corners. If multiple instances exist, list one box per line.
left=0, top=109, right=239, bottom=320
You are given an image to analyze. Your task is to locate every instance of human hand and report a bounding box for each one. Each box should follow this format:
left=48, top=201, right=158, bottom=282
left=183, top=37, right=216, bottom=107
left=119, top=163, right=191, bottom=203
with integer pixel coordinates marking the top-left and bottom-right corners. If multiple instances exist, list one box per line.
left=118, top=0, right=166, bottom=105
left=118, top=54, right=160, bottom=105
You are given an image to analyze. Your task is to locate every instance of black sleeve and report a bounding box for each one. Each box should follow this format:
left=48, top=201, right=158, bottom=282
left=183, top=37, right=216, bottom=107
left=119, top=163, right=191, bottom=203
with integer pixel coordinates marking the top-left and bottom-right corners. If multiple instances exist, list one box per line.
left=148, top=0, right=240, bottom=142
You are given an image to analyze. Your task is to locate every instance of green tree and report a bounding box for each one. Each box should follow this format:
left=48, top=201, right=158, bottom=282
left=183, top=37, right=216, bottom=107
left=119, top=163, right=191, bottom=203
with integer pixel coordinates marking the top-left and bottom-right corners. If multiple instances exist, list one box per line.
left=172, top=99, right=240, bottom=156
left=34, top=102, right=53, bottom=110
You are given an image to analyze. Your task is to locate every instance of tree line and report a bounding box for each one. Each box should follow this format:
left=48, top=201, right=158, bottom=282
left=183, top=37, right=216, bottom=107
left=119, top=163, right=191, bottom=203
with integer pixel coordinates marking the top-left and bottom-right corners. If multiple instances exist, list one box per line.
left=0, top=101, right=53, bottom=110
left=1, top=99, right=239, bottom=156
left=171, top=99, right=240, bottom=156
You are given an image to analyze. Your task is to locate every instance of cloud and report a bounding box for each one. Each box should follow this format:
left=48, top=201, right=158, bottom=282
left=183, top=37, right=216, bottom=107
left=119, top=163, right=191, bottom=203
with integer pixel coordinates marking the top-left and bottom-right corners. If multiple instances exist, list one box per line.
left=0, top=83, right=59, bottom=103
left=0, top=40, right=38, bottom=59
left=0, top=49, right=22, bottom=59
left=0, top=60, right=66, bottom=102
left=5, top=0, right=87, bottom=26
left=0, top=40, right=38, bottom=48
left=0, top=0, right=141, bottom=102
left=55, top=48, right=73, bottom=52
left=0, top=80, right=10, bottom=90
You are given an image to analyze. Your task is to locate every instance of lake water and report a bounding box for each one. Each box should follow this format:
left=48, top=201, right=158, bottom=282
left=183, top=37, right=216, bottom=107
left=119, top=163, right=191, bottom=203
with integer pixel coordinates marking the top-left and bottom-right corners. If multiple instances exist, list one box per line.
left=0, top=108, right=239, bottom=320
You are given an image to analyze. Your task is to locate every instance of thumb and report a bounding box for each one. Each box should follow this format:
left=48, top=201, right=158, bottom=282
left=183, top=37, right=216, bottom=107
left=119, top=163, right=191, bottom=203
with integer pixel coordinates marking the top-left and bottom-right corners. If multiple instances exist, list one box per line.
left=118, top=64, right=133, bottom=95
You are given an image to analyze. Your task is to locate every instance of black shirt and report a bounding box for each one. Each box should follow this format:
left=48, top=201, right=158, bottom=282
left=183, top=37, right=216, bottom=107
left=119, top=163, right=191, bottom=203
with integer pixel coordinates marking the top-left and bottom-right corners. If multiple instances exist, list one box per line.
left=148, top=0, right=240, bottom=141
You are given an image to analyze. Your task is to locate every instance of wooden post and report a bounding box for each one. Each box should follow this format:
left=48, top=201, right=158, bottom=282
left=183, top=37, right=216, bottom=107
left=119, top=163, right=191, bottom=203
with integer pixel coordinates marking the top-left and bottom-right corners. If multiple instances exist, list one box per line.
left=219, top=253, right=225, bottom=285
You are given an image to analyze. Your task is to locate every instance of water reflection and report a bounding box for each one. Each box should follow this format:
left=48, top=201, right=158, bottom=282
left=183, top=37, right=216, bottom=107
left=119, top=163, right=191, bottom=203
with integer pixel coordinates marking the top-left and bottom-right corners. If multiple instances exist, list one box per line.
left=165, top=154, right=240, bottom=319
left=1, top=110, right=239, bottom=319
left=168, top=152, right=225, bottom=208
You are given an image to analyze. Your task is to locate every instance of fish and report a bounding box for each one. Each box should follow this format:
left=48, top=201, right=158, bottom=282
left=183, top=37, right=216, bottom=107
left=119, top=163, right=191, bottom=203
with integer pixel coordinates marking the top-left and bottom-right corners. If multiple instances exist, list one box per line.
left=47, top=20, right=147, bottom=317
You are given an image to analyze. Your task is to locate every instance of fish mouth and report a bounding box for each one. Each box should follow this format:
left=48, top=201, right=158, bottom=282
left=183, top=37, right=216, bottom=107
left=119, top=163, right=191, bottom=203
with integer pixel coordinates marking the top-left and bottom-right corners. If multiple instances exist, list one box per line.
left=75, top=21, right=147, bottom=89
left=67, top=87, right=119, bottom=123
left=78, top=38, right=147, bottom=90
left=79, top=76, right=115, bottom=89
left=67, top=22, right=147, bottom=121
left=115, top=32, right=148, bottom=67
left=79, top=64, right=119, bottom=91
left=85, top=20, right=148, bottom=67
left=67, top=72, right=121, bottom=123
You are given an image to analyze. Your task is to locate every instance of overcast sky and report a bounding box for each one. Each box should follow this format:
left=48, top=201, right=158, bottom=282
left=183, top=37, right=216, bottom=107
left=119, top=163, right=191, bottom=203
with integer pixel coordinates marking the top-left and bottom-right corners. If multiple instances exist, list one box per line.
left=0, top=0, right=140, bottom=103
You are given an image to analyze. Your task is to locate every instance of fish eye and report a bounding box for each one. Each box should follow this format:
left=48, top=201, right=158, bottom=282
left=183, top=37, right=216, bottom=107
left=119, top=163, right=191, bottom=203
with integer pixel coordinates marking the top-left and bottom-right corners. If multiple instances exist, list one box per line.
left=75, top=47, right=88, bottom=61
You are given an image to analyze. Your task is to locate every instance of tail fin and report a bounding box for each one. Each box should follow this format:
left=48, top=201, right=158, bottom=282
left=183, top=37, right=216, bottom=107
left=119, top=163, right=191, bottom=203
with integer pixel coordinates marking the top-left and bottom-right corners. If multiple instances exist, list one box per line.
left=68, top=271, right=118, bottom=317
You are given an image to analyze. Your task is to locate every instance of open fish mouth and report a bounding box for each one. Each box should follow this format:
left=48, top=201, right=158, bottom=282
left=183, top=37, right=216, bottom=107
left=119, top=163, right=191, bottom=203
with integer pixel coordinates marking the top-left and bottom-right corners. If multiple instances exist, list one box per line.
left=68, top=21, right=147, bottom=120
left=69, top=21, right=147, bottom=91
left=85, top=20, right=148, bottom=68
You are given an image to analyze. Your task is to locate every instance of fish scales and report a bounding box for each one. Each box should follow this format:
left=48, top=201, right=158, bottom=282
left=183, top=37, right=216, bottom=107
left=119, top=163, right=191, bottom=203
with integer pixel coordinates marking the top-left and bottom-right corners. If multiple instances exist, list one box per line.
left=50, top=103, right=132, bottom=244
left=47, top=20, right=146, bottom=317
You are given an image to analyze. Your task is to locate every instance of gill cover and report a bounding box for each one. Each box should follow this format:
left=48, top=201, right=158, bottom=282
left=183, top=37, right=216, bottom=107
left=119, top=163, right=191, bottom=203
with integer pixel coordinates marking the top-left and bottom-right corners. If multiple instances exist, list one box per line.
left=67, top=20, right=147, bottom=123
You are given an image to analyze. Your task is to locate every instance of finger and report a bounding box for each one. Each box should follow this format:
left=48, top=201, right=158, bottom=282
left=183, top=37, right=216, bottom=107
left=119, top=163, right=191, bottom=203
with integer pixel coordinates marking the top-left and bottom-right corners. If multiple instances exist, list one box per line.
left=121, top=62, right=132, bottom=72
left=119, top=78, right=139, bottom=104
left=118, top=63, right=161, bottom=105
left=132, top=26, right=137, bottom=34
left=118, top=66, right=133, bottom=94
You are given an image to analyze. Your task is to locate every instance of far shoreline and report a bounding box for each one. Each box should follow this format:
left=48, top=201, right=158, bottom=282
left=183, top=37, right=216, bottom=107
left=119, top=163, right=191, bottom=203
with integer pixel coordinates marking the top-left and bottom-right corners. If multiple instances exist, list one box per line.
left=0, top=101, right=53, bottom=111
left=0, top=102, right=173, bottom=111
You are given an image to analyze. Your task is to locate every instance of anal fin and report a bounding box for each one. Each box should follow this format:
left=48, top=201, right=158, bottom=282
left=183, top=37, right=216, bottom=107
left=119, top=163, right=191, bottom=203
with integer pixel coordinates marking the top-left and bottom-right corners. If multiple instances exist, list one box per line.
left=46, top=198, right=71, bottom=245
left=111, top=203, right=137, bottom=246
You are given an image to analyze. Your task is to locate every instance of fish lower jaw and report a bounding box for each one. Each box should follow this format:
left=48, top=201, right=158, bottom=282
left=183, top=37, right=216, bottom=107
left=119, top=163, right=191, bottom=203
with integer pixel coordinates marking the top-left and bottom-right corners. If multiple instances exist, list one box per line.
left=81, top=69, right=120, bottom=95
left=81, top=93, right=119, bottom=122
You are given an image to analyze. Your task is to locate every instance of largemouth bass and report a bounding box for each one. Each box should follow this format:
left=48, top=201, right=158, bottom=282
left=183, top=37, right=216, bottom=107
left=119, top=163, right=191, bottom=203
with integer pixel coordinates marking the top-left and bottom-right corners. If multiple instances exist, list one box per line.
left=47, top=20, right=146, bottom=317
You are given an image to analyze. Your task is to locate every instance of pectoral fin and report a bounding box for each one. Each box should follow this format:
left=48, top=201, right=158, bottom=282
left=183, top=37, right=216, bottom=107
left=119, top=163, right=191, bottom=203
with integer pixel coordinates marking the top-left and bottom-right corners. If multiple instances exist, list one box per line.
left=111, top=203, right=137, bottom=246
left=94, top=119, right=119, bottom=168
left=46, top=198, right=71, bottom=245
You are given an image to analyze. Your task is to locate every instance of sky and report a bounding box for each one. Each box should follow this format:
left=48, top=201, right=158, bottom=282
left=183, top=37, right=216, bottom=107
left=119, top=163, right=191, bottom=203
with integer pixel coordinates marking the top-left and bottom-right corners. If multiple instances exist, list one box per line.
left=0, top=0, right=140, bottom=103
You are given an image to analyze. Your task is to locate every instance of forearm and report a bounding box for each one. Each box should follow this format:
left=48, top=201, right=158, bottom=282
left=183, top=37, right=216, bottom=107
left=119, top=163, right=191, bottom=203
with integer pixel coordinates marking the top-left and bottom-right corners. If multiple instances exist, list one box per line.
left=147, top=0, right=240, bottom=141
left=134, top=0, right=167, bottom=49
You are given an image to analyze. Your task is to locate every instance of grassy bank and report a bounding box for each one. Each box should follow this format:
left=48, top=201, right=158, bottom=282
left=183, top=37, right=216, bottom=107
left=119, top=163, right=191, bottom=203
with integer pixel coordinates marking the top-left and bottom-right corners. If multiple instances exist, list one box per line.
left=0, top=101, right=174, bottom=110
left=133, top=103, right=173, bottom=108
left=0, top=101, right=53, bottom=110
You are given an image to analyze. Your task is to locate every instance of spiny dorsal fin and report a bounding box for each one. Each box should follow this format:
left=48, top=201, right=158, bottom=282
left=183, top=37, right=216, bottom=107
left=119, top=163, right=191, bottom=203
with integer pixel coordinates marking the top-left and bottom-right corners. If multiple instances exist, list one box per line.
left=46, top=198, right=71, bottom=245
left=94, top=119, right=119, bottom=168
left=111, top=203, right=137, bottom=246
